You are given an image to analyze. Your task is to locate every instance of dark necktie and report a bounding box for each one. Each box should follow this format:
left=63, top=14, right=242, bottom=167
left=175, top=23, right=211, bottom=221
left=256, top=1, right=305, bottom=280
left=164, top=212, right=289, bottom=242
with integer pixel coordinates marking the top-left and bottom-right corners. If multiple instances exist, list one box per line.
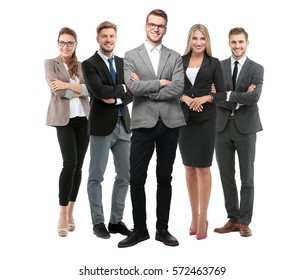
left=108, top=57, right=122, bottom=116
left=232, top=60, right=238, bottom=91
left=108, top=57, right=117, bottom=84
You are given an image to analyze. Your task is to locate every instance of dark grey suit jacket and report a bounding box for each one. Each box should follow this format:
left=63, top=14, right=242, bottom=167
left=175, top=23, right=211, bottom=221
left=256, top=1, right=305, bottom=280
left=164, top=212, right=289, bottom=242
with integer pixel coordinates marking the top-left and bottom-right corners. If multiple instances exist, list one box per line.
left=124, top=44, right=186, bottom=130
left=216, top=57, right=264, bottom=134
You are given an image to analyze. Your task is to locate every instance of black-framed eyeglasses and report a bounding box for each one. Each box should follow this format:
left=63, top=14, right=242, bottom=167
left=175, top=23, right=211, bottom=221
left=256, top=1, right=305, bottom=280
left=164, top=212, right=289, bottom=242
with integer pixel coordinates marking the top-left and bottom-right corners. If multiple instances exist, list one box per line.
left=58, top=40, right=76, bottom=47
left=146, top=22, right=167, bottom=31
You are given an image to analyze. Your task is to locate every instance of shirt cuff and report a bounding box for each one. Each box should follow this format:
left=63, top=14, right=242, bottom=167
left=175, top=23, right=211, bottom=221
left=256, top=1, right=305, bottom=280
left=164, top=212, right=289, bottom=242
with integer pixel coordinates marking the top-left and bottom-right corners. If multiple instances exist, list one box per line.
left=65, top=89, right=74, bottom=99
left=81, top=84, right=89, bottom=96
left=226, top=91, right=231, bottom=101
left=116, top=98, right=123, bottom=105
left=122, top=84, right=127, bottom=93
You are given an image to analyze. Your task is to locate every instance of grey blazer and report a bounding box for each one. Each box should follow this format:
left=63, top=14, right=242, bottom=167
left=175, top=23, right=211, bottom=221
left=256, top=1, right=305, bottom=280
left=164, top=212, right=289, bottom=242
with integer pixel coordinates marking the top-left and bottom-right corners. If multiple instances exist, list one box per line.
left=44, top=56, right=90, bottom=126
left=216, top=57, right=264, bottom=134
left=124, top=44, right=186, bottom=130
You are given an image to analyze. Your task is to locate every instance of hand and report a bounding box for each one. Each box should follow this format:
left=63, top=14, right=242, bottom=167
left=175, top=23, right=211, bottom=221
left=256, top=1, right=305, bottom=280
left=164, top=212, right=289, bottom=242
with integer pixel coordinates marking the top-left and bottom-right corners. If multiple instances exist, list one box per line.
left=160, top=79, right=172, bottom=87
left=247, top=84, right=256, bottom=93
left=189, top=97, right=205, bottom=112
left=130, top=72, right=140, bottom=81
left=181, top=95, right=202, bottom=112
left=51, top=79, right=68, bottom=92
left=73, top=92, right=82, bottom=98
left=101, top=98, right=116, bottom=104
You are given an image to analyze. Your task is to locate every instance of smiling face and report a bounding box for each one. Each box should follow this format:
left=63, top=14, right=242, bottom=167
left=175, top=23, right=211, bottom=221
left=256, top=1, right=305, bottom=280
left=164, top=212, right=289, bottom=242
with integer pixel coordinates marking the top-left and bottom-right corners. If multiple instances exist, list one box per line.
left=229, top=33, right=249, bottom=60
left=97, top=27, right=117, bottom=57
left=191, top=30, right=206, bottom=54
left=145, top=14, right=167, bottom=47
left=57, top=33, right=77, bottom=63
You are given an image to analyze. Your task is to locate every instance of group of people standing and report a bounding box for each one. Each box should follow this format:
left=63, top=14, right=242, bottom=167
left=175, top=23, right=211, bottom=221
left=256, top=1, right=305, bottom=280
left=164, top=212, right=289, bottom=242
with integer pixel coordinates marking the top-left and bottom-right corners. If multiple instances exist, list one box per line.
left=44, top=9, right=264, bottom=247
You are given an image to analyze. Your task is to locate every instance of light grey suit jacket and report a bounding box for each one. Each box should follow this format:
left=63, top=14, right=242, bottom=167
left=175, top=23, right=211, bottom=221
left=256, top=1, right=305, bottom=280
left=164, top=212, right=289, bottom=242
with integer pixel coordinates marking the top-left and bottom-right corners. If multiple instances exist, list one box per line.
left=124, top=44, right=186, bottom=130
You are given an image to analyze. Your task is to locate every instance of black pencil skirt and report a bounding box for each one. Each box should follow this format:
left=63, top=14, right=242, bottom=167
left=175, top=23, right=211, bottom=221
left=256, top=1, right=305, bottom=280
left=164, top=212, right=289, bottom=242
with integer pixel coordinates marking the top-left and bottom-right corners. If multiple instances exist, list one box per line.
left=178, top=118, right=216, bottom=168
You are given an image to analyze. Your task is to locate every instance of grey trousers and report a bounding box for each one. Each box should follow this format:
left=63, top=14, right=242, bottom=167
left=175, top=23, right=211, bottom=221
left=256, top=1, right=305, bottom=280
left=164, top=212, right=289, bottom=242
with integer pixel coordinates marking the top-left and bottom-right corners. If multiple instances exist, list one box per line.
left=87, top=121, right=131, bottom=225
left=215, top=120, right=256, bottom=225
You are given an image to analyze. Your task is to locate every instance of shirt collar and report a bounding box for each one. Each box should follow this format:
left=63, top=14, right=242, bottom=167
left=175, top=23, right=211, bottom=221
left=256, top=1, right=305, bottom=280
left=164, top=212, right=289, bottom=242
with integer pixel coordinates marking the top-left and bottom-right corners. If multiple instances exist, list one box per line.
left=98, top=49, right=114, bottom=64
left=231, top=55, right=247, bottom=67
left=144, top=41, right=162, bottom=53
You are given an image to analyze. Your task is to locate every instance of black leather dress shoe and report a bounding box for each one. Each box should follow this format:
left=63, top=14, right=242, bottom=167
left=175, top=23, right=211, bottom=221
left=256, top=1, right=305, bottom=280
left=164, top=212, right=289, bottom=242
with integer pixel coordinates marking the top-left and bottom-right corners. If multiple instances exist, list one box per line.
left=93, top=223, right=110, bottom=239
left=155, top=229, right=179, bottom=246
left=118, top=230, right=150, bottom=248
left=108, top=222, right=131, bottom=236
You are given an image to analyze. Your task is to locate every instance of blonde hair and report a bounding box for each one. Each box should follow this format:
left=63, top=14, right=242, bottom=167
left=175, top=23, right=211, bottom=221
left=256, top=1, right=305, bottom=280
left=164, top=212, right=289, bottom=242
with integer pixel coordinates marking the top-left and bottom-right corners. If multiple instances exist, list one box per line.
left=183, top=24, right=212, bottom=56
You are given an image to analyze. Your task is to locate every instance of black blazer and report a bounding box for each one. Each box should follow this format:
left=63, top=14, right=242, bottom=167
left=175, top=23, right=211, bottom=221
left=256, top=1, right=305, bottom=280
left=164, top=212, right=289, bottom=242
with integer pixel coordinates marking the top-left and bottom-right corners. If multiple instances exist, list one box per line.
left=82, top=52, right=133, bottom=136
left=181, top=53, right=226, bottom=122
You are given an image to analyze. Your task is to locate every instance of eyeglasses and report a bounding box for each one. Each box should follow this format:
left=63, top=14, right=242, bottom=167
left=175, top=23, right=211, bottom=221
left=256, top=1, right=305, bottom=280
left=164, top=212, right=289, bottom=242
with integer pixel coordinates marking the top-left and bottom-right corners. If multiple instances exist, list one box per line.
left=58, top=40, right=76, bottom=47
left=146, top=22, right=167, bottom=31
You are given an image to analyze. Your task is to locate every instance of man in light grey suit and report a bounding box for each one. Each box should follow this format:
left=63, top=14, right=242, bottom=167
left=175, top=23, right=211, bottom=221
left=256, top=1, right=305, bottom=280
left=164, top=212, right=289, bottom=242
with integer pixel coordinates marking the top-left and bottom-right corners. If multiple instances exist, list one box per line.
left=118, top=9, right=186, bottom=248
left=214, top=27, right=264, bottom=237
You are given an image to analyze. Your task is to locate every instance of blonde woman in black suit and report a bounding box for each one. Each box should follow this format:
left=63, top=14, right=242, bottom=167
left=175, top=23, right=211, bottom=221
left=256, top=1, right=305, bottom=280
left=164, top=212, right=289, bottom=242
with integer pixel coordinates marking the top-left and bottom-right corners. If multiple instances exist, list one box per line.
left=179, top=24, right=225, bottom=240
left=44, top=27, right=90, bottom=237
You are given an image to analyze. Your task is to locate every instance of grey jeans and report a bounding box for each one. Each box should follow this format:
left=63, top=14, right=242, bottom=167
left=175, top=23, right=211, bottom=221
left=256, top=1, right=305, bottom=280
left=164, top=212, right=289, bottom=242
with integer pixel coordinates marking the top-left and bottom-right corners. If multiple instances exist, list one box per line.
left=87, top=120, right=131, bottom=225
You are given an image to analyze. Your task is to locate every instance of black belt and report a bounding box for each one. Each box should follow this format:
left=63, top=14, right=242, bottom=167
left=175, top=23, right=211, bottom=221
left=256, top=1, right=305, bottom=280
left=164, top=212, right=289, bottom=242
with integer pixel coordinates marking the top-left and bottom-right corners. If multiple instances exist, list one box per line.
left=118, top=116, right=124, bottom=121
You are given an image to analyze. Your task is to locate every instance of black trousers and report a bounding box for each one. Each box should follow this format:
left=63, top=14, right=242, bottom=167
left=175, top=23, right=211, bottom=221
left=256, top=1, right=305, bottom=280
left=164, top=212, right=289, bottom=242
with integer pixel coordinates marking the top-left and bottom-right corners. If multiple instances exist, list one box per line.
left=130, top=121, right=180, bottom=231
left=56, top=117, right=89, bottom=206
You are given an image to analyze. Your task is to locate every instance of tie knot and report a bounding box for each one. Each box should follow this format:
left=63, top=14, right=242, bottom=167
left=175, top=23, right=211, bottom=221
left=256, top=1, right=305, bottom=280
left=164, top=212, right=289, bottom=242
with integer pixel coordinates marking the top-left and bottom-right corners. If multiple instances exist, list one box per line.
left=234, top=60, right=238, bottom=66
left=108, top=57, right=113, bottom=64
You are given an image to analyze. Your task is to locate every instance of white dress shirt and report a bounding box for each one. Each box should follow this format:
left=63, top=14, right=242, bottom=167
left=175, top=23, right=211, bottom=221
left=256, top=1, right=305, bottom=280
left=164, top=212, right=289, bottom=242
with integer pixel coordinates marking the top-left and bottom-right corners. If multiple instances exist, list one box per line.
left=144, top=41, right=162, bottom=76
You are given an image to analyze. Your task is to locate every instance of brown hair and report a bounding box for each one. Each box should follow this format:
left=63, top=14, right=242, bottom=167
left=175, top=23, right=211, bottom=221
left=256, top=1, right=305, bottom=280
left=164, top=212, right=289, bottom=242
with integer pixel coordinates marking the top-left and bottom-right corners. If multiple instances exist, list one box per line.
left=96, top=21, right=117, bottom=35
left=146, top=9, right=168, bottom=25
left=183, top=24, right=212, bottom=56
left=57, top=27, right=79, bottom=79
left=228, top=27, right=248, bottom=41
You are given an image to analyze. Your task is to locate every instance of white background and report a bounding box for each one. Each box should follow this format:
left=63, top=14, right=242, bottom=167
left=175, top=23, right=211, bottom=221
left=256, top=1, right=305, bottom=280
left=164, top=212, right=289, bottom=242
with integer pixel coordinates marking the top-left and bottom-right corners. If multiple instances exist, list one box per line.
left=1, top=0, right=304, bottom=279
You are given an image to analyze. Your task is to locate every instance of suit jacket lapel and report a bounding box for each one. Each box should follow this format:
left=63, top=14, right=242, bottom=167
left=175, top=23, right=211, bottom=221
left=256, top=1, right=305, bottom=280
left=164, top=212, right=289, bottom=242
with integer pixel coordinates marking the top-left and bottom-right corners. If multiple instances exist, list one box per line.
left=223, top=58, right=233, bottom=90
left=236, top=58, right=251, bottom=86
left=138, top=45, right=156, bottom=78
left=93, top=52, right=114, bottom=84
left=182, top=53, right=210, bottom=86
left=55, top=56, right=70, bottom=82
left=114, top=56, right=123, bottom=83
left=157, top=46, right=170, bottom=78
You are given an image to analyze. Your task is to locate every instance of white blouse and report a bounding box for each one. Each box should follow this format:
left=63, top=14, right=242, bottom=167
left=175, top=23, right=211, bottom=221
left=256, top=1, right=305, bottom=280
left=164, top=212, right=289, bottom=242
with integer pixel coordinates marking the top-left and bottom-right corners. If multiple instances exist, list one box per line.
left=186, top=67, right=199, bottom=85
left=64, top=63, right=86, bottom=118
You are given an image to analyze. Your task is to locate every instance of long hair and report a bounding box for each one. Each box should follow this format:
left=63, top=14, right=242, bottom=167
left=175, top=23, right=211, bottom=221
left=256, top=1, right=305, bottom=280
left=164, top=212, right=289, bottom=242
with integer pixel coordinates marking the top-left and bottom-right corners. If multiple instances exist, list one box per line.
left=183, top=24, right=212, bottom=57
left=57, top=27, right=79, bottom=79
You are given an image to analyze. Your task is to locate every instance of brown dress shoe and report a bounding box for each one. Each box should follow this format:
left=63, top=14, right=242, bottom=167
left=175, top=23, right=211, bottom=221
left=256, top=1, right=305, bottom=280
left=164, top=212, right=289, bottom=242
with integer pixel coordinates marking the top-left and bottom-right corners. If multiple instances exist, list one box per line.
left=214, top=221, right=241, bottom=233
left=240, top=224, right=252, bottom=237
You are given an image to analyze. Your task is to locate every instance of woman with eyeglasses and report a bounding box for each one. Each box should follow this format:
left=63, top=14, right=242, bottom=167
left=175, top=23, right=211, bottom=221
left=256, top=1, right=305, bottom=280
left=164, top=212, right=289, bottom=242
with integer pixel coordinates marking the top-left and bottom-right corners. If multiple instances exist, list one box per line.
left=44, top=27, right=90, bottom=237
